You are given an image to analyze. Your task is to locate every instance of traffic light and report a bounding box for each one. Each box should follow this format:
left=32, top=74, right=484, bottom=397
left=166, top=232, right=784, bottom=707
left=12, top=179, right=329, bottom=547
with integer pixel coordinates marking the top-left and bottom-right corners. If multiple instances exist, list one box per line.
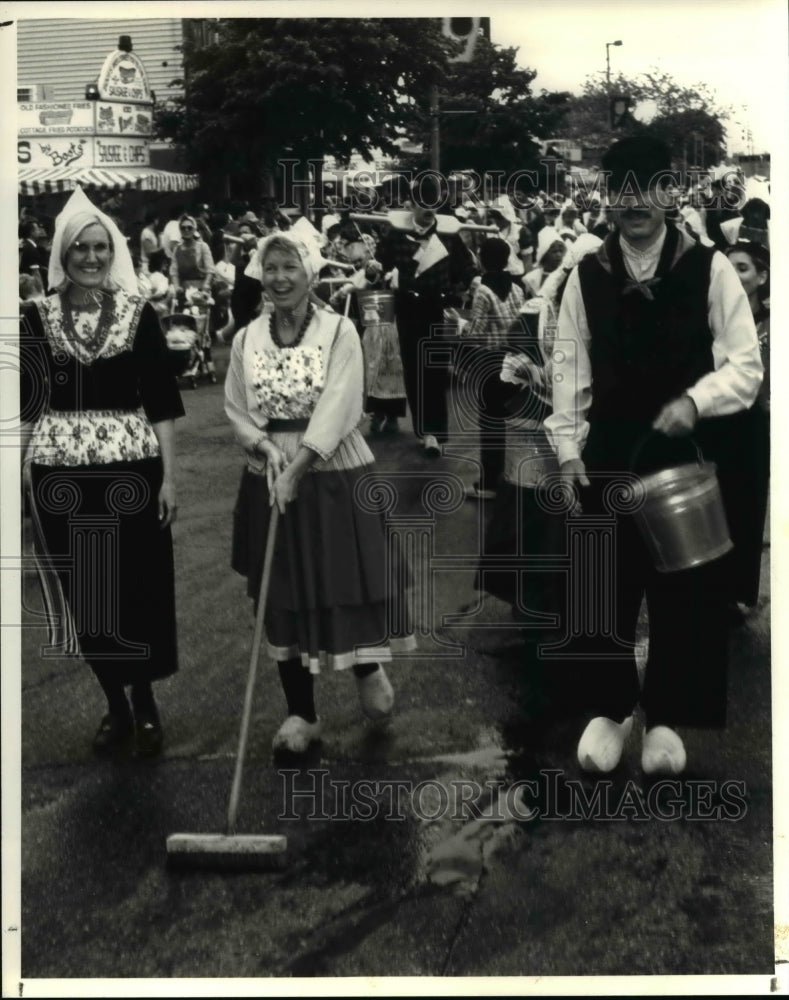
left=610, top=95, right=632, bottom=128
left=442, top=16, right=488, bottom=62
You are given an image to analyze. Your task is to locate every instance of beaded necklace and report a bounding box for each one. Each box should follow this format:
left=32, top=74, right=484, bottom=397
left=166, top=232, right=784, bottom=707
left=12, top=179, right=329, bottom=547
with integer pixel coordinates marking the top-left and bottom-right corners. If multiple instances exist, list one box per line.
left=61, top=289, right=113, bottom=358
left=269, top=302, right=315, bottom=348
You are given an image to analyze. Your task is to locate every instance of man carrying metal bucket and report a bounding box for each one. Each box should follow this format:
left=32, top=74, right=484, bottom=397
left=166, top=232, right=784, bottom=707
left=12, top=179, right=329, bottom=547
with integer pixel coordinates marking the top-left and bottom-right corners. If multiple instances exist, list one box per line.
left=546, top=136, right=763, bottom=776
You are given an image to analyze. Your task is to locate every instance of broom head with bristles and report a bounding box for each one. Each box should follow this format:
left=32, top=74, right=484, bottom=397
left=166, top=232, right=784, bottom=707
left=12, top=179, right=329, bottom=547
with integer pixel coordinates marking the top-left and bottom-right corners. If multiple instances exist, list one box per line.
left=166, top=832, right=288, bottom=870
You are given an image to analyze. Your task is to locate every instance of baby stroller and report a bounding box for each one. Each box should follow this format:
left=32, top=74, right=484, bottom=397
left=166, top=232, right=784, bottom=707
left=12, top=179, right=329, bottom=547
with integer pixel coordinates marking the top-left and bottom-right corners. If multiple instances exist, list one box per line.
left=161, top=313, right=203, bottom=390
left=173, top=287, right=218, bottom=388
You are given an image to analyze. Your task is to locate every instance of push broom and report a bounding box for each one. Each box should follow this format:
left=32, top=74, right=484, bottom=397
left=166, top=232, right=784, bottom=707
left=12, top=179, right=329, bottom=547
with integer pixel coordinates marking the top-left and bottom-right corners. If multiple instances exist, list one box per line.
left=166, top=506, right=288, bottom=867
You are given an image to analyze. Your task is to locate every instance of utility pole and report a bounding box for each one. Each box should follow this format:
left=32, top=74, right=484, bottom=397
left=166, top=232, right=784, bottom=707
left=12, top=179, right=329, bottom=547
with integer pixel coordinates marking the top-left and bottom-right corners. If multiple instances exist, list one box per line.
left=606, top=40, right=622, bottom=129
left=430, top=85, right=440, bottom=173
left=433, top=18, right=485, bottom=174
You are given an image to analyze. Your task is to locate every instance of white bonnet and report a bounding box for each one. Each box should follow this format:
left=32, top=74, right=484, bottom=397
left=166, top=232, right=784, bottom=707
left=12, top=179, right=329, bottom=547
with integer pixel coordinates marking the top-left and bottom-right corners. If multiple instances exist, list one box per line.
left=536, top=226, right=565, bottom=264
left=48, top=186, right=137, bottom=295
left=245, top=230, right=325, bottom=285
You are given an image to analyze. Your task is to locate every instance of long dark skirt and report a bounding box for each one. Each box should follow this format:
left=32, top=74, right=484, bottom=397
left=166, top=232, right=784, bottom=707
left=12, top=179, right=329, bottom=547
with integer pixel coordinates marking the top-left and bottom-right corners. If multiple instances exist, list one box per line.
left=232, top=465, right=415, bottom=673
left=29, top=457, right=178, bottom=684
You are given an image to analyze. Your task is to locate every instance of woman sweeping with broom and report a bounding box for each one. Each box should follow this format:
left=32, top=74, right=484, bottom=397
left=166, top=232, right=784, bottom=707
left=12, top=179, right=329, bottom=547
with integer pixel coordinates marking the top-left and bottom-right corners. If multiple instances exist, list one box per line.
left=224, top=231, right=415, bottom=754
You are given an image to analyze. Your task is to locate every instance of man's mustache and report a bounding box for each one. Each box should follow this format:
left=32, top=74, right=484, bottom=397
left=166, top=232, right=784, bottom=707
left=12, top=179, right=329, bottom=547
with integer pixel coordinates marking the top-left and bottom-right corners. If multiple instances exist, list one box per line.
left=619, top=207, right=653, bottom=219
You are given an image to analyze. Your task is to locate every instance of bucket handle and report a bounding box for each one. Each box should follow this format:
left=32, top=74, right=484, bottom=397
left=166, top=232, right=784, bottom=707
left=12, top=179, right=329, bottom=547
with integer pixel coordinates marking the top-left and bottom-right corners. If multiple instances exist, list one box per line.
left=629, top=429, right=704, bottom=474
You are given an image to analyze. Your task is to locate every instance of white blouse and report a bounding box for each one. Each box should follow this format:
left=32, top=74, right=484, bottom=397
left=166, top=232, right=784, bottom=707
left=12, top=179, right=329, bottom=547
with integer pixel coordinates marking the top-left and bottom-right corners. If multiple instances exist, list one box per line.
left=224, top=307, right=374, bottom=473
left=544, top=228, right=764, bottom=465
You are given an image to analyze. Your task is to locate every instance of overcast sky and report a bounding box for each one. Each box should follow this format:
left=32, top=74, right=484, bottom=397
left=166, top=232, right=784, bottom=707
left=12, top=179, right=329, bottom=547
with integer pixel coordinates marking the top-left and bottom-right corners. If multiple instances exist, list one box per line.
left=491, top=0, right=785, bottom=153
left=9, top=0, right=787, bottom=152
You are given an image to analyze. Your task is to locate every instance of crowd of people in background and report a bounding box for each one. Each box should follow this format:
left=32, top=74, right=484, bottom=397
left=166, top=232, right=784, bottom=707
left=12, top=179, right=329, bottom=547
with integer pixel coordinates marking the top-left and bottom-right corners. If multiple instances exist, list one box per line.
left=17, top=150, right=770, bottom=765
left=18, top=163, right=770, bottom=490
left=18, top=165, right=770, bottom=522
left=19, top=164, right=770, bottom=323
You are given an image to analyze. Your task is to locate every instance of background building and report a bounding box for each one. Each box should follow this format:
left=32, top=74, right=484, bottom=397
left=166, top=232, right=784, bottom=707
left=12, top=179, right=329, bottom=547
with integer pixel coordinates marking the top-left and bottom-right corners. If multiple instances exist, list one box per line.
left=17, top=17, right=203, bottom=174
left=18, top=17, right=184, bottom=103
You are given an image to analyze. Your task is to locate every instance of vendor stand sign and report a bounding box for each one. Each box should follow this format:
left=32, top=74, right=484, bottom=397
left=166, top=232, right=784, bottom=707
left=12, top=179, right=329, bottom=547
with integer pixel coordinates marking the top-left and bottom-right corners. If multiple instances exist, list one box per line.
left=18, top=136, right=150, bottom=170
left=95, top=48, right=153, bottom=104
left=18, top=38, right=198, bottom=194
left=18, top=101, right=94, bottom=136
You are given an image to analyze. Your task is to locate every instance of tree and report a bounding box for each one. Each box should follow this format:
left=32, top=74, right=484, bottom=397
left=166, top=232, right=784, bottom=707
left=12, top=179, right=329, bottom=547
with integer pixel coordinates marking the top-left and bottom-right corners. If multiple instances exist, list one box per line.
left=556, top=67, right=730, bottom=167
left=154, top=18, right=455, bottom=201
left=648, top=108, right=727, bottom=172
left=558, top=71, right=649, bottom=151
left=400, top=36, right=571, bottom=193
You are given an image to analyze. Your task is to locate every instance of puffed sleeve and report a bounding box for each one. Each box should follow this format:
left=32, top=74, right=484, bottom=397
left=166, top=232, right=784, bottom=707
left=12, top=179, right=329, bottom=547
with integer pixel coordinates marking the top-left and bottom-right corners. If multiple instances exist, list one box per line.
left=19, top=300, right=49, bottom=427
left=132, top=301, right=186, bottom=423
left=302, top=317, right=364, bottom=461
left=224, top=326, right=270, bottom=452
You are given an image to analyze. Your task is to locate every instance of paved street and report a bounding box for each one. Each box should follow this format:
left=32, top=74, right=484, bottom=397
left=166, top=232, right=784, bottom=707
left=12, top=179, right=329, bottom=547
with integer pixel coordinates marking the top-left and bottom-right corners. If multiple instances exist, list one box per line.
left=13, top=341, right=775, bottom=989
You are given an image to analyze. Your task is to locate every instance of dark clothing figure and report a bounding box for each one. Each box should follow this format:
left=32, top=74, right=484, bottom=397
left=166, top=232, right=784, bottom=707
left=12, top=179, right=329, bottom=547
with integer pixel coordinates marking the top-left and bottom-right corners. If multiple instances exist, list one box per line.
left=376, top=223, right=475, bottom=444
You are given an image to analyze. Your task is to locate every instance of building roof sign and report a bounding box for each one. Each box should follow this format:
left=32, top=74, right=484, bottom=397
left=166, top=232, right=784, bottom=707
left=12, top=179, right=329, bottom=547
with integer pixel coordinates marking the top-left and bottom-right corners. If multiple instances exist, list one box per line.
left=96, top=48, right=153, bottom=104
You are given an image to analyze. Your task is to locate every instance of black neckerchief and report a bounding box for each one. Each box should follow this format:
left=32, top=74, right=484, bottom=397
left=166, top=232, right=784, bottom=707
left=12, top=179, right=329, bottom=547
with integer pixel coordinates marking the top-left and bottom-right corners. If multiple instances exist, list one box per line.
left=608, top=224, right=680, bottom=301
left=481, top=271, right=514, bottom=302
left=406, top=221, right=437, bottom=248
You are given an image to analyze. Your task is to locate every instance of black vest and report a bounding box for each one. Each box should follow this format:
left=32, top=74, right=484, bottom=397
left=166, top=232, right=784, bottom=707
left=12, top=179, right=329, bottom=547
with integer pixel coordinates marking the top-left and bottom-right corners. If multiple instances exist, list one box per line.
left=578, top=227, right=720, bottom=473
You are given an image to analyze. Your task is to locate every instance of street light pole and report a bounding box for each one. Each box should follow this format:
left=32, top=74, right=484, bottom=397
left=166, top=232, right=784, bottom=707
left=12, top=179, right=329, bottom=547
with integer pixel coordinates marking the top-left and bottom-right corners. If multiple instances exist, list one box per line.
left=430, top=84, right=440, bottom=173
left=606, top=40, right=622, bottom=129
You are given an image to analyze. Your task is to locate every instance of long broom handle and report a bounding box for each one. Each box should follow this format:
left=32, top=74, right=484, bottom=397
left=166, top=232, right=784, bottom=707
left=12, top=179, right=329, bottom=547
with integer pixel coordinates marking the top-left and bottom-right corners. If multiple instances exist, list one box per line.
left=227, top=504, right=280, bottom=835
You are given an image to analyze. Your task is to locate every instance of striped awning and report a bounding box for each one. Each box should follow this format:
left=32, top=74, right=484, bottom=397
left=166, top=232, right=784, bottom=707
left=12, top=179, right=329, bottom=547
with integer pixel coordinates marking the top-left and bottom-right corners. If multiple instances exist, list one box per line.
left=19, top=165, right=200, bottom=196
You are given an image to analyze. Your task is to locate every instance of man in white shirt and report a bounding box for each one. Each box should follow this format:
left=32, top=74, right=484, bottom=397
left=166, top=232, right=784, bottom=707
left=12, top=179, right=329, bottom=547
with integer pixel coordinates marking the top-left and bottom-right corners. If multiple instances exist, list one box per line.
left=545, top=137, right=763, bottom=777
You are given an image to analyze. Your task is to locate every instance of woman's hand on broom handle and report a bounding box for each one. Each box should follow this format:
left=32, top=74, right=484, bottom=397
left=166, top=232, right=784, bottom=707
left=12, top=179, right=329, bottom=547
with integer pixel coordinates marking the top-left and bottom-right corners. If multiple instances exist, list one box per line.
left=256, top=438, right=288, bottom=495
left=271, top=467, right=299, bottom=513
left=270, top=445, right=320, bottom=513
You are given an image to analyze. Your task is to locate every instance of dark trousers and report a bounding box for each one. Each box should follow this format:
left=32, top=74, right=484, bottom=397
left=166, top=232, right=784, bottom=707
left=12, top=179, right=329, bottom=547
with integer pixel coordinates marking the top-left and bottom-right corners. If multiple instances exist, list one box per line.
left=395, top=295, right=449, bottom=442
left=564, top=483, right=730, bottom=728
left=475, top=355, right=509, bottom=493
left=717, top=406, right=770, bottom=607
left=478, top=416, right=506, bottom=493
left=455, top=343, right=511, bottom=492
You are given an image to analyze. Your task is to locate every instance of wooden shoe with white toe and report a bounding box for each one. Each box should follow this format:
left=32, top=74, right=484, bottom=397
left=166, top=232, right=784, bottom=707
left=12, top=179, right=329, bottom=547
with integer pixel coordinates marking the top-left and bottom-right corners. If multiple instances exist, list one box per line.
left=641, top=725, right=686, bottom=775
left=577, top=715, right=634, bottom=773
left=356, top=667, right=394, bottom=720
left=272, top=715, right=322, bottom=754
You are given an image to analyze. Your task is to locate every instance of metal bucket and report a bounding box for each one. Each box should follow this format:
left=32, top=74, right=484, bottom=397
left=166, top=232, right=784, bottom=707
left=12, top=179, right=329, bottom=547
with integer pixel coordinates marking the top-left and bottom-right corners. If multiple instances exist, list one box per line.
left=633, top=461, right=733, bottom=573
left=356, top=289, right=395, bottom=326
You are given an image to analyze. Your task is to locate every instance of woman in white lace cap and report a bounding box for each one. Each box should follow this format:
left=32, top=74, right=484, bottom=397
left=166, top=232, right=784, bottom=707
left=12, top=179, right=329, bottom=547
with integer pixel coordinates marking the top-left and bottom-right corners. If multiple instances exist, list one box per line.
left=20, top=187, right=184, bottom=758
left=523, top=226, right=567, bottom=298
left=225, top=232, right=415, bottom=754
